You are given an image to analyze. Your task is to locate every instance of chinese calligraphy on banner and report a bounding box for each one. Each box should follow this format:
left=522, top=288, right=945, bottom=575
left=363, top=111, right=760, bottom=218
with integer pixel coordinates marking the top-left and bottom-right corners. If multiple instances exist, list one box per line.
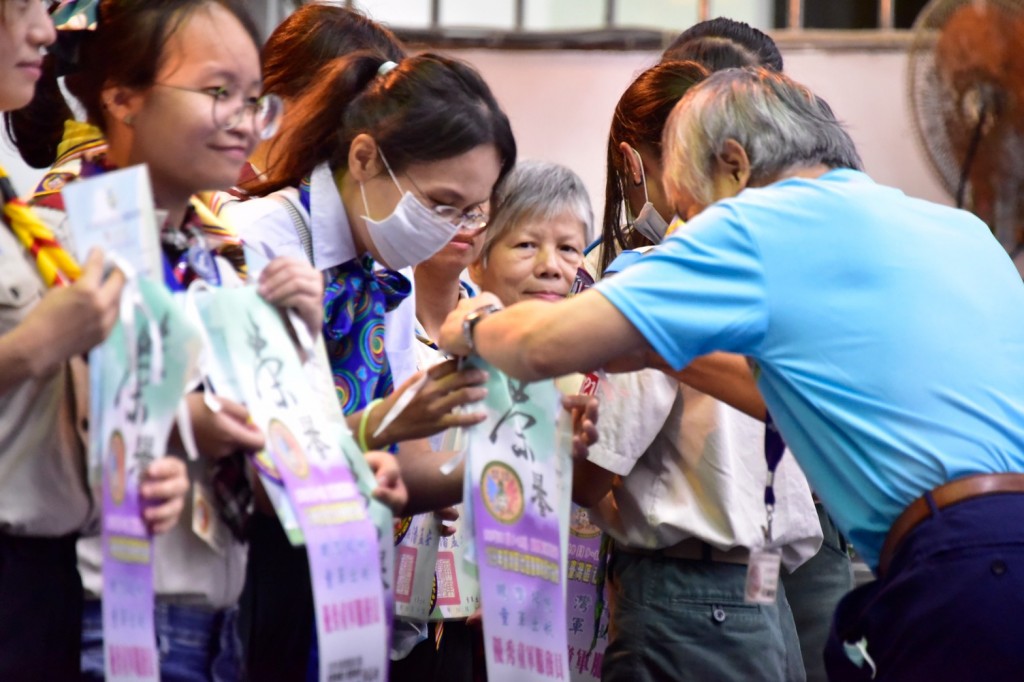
left=566, top=504, right=610, bottom=682
left=64, top=166, right=200, bottom=682
left=197, top=286, right=388, bottom=682
left=90, top=279, right=200, bottom=682
left=431, top=503, right=480, bottom=620
left=394, top=512, right=441, bottom=620
left=468, top=361, right=571, bottom=681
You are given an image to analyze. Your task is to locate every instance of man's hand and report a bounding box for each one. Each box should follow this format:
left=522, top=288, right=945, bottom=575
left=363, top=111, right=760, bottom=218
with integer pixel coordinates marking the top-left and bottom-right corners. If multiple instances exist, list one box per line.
left=437, top=292, right=503, bottom=357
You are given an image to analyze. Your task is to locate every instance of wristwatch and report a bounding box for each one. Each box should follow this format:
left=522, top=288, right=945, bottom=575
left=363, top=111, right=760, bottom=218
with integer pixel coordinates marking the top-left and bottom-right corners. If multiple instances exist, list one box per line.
left=462, top=304, right=501, bottom=355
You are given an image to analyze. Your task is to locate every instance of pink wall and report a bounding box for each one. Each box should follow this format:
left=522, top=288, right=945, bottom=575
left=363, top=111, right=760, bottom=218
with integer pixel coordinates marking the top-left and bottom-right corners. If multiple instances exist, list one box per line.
left=2, top=46, right=950, bottom=226
left=454, top=47, right=950, bottom=233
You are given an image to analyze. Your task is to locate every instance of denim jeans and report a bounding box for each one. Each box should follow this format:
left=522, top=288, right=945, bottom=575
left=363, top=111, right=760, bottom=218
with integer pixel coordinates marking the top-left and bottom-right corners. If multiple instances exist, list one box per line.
left=602, top=550, right=805, bottom=682
left=81, top=599, right=242, bottom=682
left=781, top=503, right=854, bottom=682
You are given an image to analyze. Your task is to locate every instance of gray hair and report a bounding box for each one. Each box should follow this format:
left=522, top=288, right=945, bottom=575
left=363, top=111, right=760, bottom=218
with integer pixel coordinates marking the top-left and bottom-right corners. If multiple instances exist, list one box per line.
left=481, top=160, right=593, bottom=262
left=662, top=68, right=863, bottom=205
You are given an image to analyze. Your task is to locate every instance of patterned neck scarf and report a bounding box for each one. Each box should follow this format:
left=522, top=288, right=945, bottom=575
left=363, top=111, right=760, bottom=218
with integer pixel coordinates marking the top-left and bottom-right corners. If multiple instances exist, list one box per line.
left=322, top=257, right=410, bottom=414
left=298, top=181, right=411, bottom=415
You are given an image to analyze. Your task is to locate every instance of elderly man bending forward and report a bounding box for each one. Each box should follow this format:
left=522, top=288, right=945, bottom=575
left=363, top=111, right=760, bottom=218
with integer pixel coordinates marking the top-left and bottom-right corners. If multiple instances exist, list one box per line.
left=438, top=68, right=1024, bottom=682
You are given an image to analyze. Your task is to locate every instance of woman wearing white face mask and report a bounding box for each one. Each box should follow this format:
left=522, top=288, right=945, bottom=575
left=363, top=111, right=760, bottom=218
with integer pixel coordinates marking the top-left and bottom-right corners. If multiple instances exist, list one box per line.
left=569, top=47, right=824, bottom=682
left=218, top=52, right=516, bottom=680
left=589, top=61, right=704, bottom=277
left=221, top=54, right=513, bottom=449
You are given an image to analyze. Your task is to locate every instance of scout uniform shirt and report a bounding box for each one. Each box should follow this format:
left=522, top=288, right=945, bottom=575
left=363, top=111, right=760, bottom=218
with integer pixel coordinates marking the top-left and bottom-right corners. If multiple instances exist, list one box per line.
left=0, top=223, right=92, bottom=537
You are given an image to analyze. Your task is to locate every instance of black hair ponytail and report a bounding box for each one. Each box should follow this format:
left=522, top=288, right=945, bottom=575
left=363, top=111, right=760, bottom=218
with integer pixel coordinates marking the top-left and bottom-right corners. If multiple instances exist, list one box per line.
left=248, top=52, right=516, bottom=198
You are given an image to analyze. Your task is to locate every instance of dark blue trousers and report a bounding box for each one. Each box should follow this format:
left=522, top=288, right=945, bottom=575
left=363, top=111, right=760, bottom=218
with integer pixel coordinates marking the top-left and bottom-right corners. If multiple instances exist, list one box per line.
left=825, top=493, right=1024, bottom=681
left=0, top=534, right=81, bottom=681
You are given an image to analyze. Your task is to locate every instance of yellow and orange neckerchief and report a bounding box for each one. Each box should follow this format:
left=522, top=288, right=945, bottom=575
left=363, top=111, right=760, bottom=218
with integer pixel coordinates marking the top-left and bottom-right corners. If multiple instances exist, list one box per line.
left=0, top=166, right=80, bottom=287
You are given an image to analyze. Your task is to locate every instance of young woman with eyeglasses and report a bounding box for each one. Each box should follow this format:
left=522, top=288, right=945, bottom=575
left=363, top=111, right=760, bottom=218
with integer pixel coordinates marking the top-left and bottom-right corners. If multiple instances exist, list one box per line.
left=0, top=0, right=193, bottom=678
left=219, top=51, right=516, bottom=680
left=4, top=2, right=362, bottom=679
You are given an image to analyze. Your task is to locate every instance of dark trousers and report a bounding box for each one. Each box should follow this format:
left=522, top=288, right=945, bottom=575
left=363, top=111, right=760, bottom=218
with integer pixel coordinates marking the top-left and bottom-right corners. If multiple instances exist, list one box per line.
left=390, top=620, right=478, bottom=682
left=602, top=551, right=804, bottom=681
left=240, top=511, right=315, bottom=682
left=0, top=533, right=82, bottom=681
left=781, top=503, right=853, bottom=682
left=825, top=493, right=1024, bottom=681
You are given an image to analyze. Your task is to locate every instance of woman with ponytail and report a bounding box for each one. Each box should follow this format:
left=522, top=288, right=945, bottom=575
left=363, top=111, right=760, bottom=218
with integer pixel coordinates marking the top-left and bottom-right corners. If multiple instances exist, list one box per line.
left=571, top=22, right=823, bottom=682
left=242, top=2, right=405, bottom=182
left=220, top=51, right=516, bottom=680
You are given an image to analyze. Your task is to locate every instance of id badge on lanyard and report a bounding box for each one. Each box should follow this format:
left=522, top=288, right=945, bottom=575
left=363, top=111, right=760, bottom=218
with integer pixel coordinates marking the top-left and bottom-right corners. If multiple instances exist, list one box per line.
left=746, top=412, right=785, bottom=604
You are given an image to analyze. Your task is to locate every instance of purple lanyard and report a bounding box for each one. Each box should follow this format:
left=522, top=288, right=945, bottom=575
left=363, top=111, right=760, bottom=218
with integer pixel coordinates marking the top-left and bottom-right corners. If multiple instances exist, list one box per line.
left=763, top=412, right=786, bottom=543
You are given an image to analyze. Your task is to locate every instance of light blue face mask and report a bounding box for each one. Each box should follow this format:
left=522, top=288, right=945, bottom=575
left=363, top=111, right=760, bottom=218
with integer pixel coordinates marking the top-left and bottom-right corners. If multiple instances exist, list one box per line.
left=623, top=147, right=669, bottom=244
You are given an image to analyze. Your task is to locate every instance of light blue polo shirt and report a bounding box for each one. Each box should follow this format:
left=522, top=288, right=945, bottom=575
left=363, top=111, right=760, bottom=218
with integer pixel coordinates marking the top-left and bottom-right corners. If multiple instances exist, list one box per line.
left=595, top=169, right=1024, bottom=570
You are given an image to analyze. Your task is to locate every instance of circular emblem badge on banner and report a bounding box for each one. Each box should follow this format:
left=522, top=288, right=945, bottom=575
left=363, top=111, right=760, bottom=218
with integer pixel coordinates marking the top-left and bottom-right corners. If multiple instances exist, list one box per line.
left=267, top=419, right=309, bottom=479
left=570, top=506, right=601, bottom=539
left=480, top=461, right=524, bottom=524
left=393, top=515, right=413, bottom=544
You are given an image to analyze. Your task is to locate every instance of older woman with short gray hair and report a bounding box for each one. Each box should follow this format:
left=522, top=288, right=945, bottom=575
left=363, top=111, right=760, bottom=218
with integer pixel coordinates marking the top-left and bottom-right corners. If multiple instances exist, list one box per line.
left=478, top=159, right=593, bottom=266
left=471, top=160, right=591, bottom=307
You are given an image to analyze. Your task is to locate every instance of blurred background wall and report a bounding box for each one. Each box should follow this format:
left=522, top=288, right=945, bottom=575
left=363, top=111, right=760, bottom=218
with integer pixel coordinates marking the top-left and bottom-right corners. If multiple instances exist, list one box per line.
left=1, top=0, right=947, bottom=229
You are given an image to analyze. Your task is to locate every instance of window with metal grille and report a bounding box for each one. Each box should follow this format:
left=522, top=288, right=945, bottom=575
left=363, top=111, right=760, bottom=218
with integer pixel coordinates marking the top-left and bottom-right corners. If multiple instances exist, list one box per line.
left=256, top=0, right=933, bottom=48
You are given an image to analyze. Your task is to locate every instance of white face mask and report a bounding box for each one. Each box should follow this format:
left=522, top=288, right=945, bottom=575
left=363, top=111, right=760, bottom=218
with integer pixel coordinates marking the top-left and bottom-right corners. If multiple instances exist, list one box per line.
left=623, top=147, right=669, bottom=244
left=633, top=201, right=669, bottom=244
left=360, top=153, right=460, bottom=270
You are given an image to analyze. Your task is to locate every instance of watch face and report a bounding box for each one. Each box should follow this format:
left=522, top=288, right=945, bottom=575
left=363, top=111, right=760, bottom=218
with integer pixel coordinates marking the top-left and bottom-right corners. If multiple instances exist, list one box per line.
left=463, top=305, right=500, bottom=352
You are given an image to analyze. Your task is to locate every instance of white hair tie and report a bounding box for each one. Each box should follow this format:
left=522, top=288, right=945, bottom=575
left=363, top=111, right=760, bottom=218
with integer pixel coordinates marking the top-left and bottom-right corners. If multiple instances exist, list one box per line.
left=377, top=60, right=398, bottom=77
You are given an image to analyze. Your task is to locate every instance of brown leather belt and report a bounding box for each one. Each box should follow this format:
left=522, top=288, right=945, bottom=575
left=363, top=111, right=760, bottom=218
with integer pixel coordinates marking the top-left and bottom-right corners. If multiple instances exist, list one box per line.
left=617, top=538, right=749, bottom=565
left=878, top=473, right=1024, bottom=577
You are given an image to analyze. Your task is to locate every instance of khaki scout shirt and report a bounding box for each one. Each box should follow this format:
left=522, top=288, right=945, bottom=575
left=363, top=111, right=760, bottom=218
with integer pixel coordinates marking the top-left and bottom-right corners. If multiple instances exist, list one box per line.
left=0, top=227, right=92, bottom=536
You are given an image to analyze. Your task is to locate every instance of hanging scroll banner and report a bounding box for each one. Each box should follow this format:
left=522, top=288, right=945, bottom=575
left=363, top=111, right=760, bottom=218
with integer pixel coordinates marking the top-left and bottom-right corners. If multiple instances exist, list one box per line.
left=65, top=166, right=199, bottom=682
left=561, top=367, right=609, bottom=682
left=468, top=360, right=571, bottom=681
left=429, top=502, right=480, bottom=621
left=196, top=286, right=388, bottom=682
left=92, top=279, right=199, bottom=682
left=566, top=504, right=610, bottom=682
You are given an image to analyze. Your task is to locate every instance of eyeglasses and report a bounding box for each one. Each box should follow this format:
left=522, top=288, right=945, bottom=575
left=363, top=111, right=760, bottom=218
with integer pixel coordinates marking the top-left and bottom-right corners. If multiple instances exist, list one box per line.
left=154, top=84, right=284, bottom=141
left=378, top=150, right=488, bottom=231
